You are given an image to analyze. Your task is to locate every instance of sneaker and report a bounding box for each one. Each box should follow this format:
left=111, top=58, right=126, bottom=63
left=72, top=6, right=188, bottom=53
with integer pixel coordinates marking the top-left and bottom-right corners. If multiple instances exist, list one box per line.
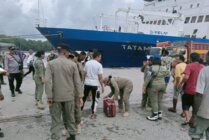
left=158, top=111, right=162, bottom=120
left=76, top=124, right=81, bottom=134
left=15, top=89, right=22, bottom=94
left=146, top=112, right=158, bottom=121
left=37, top=101, right=45, bottom=110
left=123, top=112, right=129, bottom=117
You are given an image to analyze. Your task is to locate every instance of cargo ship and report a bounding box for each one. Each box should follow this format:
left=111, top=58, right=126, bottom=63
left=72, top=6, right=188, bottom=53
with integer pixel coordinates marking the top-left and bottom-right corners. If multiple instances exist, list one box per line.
left=37, top=0, right=209, bottom=67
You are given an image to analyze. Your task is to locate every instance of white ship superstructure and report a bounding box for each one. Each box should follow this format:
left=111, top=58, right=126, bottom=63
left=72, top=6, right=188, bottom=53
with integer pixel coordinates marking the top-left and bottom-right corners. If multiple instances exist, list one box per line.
left=144, top=0, right=209, bottom=39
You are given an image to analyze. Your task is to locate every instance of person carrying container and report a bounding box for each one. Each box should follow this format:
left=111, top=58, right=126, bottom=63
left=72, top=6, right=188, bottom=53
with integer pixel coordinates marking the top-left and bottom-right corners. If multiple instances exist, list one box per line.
left=103, top=76, right=133, bottom=117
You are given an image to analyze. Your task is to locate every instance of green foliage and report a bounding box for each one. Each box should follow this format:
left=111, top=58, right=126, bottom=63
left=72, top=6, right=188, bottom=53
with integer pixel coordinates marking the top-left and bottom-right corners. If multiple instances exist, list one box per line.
left=0, top=35, right=52, bottom=51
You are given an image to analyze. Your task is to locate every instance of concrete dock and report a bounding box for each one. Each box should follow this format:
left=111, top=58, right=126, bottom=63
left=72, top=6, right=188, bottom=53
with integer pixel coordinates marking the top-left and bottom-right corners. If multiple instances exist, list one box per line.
left=0, top=68, right=192, bottom=140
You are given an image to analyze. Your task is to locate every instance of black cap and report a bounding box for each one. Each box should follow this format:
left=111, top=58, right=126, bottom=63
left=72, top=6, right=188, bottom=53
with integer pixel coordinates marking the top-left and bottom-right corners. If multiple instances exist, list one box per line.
left=56, top=43, right=70, bottom=52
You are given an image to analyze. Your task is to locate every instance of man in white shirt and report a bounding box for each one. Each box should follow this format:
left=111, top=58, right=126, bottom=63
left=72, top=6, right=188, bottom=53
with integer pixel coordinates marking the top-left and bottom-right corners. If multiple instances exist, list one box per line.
left=189, top=51, right=209, bottom=140
left=81, top=51, right=104, bottom=119
left=24, top=49, right=35, bottom=77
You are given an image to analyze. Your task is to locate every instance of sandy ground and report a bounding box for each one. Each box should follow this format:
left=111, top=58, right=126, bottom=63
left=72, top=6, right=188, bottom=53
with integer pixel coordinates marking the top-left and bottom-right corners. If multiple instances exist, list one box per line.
left=0, top=68, right=195, bottom=140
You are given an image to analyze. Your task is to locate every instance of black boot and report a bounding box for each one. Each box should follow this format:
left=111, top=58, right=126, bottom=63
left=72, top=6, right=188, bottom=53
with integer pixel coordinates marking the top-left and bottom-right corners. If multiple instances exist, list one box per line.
left=11, top=91, right=15, bottom=97
left=146, top=112, right=158, bottom=121
left=66, top=135, right=76, bottom=140
left=15, top=89, right=22, bottom=94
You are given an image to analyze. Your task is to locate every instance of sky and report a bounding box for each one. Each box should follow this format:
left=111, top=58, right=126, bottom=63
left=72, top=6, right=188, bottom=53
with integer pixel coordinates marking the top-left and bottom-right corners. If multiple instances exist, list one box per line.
left=0, top=0, right=144, bottom=39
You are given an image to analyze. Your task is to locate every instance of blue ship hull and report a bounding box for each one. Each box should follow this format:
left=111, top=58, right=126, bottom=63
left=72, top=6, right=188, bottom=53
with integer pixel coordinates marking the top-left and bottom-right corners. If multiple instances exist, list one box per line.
left=37, top=27, right=209, bottom=67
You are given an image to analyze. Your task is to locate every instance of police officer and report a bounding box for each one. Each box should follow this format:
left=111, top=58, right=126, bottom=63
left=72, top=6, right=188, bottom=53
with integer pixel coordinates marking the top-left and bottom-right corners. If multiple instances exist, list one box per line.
left=4, top=46, right=23, bottom=97
left=103, top=76, right=133, bottom=117
left=144, top=54, right=169, bottom=121
left=45, top=44, right=83, bottom=140
left=34, top=50, right=45, bottom=109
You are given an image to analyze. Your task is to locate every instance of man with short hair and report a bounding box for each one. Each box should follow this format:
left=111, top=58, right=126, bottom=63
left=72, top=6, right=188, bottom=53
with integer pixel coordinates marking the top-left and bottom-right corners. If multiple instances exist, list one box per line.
left=45, top=44, right=83, bottom=140
left=189, top=51, right=209, bottom=140
left=24, top=49, right=35, bottom=77
left=168, top=55, right=186, bottom=113
left=161, top=50, right=173, bottom=87
left=47, top=48, right=58, bottom=62
left=178, top=53, right=204, bottom=125
left=81, top=51, right=104, bottom=119
left=4, top=46, right=23, bottom=97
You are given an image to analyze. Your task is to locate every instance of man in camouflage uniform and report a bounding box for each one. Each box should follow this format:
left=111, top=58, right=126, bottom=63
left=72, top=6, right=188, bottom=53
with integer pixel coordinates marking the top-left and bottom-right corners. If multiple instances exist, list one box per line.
left=45, top=44, right=83, bottom=140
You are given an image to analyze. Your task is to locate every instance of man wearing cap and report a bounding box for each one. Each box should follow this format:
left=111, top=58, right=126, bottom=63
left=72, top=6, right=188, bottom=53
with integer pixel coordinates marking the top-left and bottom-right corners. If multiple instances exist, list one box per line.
left=4, top=46, right=23, bottom=97
left=45, top=44, right=83, bottom=140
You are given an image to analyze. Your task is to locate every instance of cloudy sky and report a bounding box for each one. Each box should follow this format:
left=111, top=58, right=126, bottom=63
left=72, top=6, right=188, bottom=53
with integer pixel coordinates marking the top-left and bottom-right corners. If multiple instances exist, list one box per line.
left=0, top=0, right=144, bottom=39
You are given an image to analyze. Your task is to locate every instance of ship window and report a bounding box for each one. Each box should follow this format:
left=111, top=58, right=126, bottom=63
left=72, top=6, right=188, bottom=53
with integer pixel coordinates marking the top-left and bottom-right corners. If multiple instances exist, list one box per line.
left=154, top=20, right=157, bottom=25
left=166, top=9, right=168, bottom=12
left=157, top=20, right=162, bottom=25
left=197, top=3, right=200, bottom=7
left=168, top=19, right=173, bottom=24
left=184, top=17, right=190, bottom=24
left=146, top=21, right=149, bottom=24
left=205, top=15, right=209, bottom=22
left=191, top=16, right=197, bottom=23
left=162, top=20, right=166, bottom=25
left=179, top=6, right=182, bottom=10
left=150, top=21, right=153, bottom=24
left=190, top=4, right=193, bottom=8
left=197, top=15, right=204, bottom=23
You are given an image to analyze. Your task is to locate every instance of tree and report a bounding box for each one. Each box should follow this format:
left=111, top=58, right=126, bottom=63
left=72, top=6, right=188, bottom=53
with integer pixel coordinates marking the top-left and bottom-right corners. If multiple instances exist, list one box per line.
left=0, top=35, right=52, bottom=51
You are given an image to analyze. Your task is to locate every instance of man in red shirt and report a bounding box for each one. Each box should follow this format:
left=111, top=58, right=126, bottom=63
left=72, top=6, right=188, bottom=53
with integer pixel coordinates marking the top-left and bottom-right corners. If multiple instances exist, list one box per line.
left=178, top=53, right=204, bottom=125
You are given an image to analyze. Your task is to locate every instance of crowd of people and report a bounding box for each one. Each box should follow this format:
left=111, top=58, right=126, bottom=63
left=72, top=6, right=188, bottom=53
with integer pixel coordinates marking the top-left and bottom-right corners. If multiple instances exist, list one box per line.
left=141, top=49, right=209, bottom=140
left=0, top=45, right=209, bottom=140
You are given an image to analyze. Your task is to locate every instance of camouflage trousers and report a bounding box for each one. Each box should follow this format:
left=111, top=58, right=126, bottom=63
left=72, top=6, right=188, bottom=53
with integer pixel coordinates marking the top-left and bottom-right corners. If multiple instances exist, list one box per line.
left=50, top=101, right=76, bottom=140
left=34, top=77, right=44, bottom=101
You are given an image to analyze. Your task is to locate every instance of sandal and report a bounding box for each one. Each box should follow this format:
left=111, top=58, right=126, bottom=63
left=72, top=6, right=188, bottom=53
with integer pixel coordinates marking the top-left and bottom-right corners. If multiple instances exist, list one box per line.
left=168, top=107, right=176, bottom=113
left=181, top=122, right=189, bottom=126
